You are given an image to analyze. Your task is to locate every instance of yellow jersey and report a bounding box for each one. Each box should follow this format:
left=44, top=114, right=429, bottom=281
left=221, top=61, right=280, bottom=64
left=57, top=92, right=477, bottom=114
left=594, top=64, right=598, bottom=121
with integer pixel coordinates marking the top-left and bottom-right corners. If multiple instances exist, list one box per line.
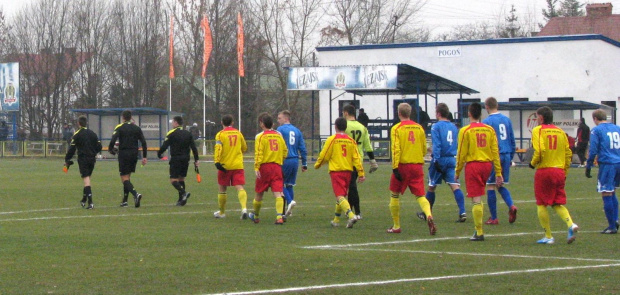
left=214, top=127, right=247, bottom=170
left=254, top=130, right=288, bottom=170
left=391, top=120, right=427, bottom=168
left=531, top=124, right=572, bottom=172
left=456, top=122, right=502, bottom=177
left=314, top=133, right=365, bottom=177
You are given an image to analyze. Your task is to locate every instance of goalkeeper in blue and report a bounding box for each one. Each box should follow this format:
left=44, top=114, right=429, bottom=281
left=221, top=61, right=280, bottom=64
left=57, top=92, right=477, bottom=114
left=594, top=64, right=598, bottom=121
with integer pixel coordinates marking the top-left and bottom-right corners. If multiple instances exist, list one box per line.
left=482, top=97, right=518, bottom=225
left=276, top=110, right=308, bottom=218
left=585, top=109, right=620, bottom=234
left=420, top=103, right=467, bottom=222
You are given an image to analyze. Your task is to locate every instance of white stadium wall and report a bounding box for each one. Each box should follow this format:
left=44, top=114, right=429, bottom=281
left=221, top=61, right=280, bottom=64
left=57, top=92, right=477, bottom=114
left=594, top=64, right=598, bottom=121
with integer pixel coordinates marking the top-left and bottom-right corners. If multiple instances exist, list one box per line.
left=315, top=35, right=620, bottom=141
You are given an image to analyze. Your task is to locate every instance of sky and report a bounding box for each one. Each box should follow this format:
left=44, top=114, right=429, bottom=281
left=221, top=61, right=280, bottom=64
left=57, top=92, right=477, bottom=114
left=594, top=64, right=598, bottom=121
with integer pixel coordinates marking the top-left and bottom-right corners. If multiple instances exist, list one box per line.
left=1, top=0, right=619, bottom=35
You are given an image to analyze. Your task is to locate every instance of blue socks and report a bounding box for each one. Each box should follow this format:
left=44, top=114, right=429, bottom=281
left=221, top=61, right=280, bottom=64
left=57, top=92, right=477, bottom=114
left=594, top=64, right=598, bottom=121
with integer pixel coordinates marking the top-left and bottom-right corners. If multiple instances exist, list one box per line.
left=453, top=189, right=466, bottom=215
left=603, top=195, right=616, bottom=229
left=612, top=193, right=619, bottom=226
left=283, top=185, right=294, bottom=204
left=426, top=191, right=436, bottom=208
left=498, top=186, right=514, bottom=207
left=487, top=190, right=497, bottom=219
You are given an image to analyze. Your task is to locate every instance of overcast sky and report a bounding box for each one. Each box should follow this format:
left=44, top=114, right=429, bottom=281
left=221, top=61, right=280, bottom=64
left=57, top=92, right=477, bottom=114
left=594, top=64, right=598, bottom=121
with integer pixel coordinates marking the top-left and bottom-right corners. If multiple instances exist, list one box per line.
left=1, top=0, right=619, bottom=36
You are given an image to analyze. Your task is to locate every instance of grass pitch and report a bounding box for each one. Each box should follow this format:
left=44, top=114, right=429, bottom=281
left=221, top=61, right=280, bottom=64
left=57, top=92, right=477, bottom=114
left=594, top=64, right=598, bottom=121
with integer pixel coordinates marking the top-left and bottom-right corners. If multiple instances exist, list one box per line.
left=0, top=158, right=618, bottom=294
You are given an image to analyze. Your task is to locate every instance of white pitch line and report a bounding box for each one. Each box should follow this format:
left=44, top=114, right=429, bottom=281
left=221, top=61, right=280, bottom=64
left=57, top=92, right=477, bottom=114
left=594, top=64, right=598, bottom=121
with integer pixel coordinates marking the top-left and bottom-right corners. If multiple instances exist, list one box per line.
left=202, top=263, right=620, bottom=295
left=0, top=211, right=206, bottom=222
left=335, top=248, right=620, bottom=263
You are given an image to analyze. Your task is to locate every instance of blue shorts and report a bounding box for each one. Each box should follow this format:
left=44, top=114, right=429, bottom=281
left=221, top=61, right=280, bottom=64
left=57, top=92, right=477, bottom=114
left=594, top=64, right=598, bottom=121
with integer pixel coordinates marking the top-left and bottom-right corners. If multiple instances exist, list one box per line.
left=428, top=157, right=459, bottom=187
left=487, top=153, right=512, bottom=184
left=597, top=163, right=620, bottom=193
left=282, top=158, right=299, bottom=186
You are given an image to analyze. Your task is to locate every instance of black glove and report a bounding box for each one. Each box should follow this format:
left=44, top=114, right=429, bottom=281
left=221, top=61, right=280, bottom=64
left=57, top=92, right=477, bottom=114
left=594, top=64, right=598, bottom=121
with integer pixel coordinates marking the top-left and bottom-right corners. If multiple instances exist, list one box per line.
left=157, top=152, right=163, bottom=159
left=528, top=163, right=535, bottom=169
left=585, top=167, right=592, bottom=178
left=434, top=161, right=443, bottom=173
left=65, top=160, right=74, bottom=168
left=215, top=163, right=227, bottom=172
left=392, top=168, right=402, bottom=181
left=109, top=147, right=118, bottom=155
left=302, top=165, right=308, bottom=170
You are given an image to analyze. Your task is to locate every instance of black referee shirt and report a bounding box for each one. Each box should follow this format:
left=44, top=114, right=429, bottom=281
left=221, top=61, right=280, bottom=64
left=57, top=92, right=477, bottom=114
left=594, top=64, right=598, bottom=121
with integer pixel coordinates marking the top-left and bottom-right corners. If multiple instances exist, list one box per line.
left=65, top=127, right=102, bottom=162
left=158, top=127, right=199, bottom=162
left=109, top=122, right=148, bottom=158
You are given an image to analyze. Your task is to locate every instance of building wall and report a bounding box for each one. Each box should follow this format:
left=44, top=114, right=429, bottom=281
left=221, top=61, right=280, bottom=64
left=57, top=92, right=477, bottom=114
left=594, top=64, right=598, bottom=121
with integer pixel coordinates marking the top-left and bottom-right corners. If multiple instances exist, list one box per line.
left=316, top=36, right=620, bottom=139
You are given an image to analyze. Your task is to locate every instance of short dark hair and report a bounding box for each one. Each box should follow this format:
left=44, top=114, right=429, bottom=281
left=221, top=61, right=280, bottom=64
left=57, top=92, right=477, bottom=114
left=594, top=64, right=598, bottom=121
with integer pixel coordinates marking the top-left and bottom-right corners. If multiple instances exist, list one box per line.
left=536, top=106, right=553, bottom=124
left=484, top=97, right=498, bottom=110
left=335, top=117, right=347, bottom=131
left=122, top=110, right=132, bottom=121
left=78, top=116, right=88, bottom=127
left=173, top=116, right=183, bottom=126
left=468, top=103, right=482, bottom=120
left=259, top=112, right=273, bottom=129
left=343, top=104, right=356, bottom=117
left=222, top=114, right=234, bottom=127
left=436, top=103, right=450, bottom=119
left=279, top=110, right=291, bottom=120
left=592, top=109, right=606, bottom=121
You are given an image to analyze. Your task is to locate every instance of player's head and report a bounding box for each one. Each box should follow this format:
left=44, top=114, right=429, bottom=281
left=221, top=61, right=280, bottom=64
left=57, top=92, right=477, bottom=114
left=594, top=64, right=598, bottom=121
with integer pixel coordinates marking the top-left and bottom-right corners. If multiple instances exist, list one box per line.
left=484, top=97, right=498, bottom=112
left=436, top=103, right=450, bottom=119
left=343, top=104, right=356, bottom=118
left=278, top=110, right=291, bottom=125
left=468, top=103, right=482, bottom=120
left=122, top=110, right=132, bottom=121
left=536, top=106, right=553, bottom=124
left=592, top=109, right=607, bottom=123
left=397, top=103, right=411, bottom=119
left=335, top=117, right=347, bottom=132
left=77, top=116, right=88, bottom=128
left=259, top=112, right=273, bottom=129
left=359, top=108, right=365, bottom=113
left=173, top=116, right=183, bottom=127
left=221, top=114, right=234, bottom=127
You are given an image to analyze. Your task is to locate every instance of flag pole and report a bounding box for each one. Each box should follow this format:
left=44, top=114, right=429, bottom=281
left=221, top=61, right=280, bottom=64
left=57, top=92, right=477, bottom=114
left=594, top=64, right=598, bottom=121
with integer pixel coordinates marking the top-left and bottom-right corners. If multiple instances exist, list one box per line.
left=169, top=80, right=172, bottom=112
left=202, top=78, right=207, bottom=155
left=238, top=77, right=241, bottom=133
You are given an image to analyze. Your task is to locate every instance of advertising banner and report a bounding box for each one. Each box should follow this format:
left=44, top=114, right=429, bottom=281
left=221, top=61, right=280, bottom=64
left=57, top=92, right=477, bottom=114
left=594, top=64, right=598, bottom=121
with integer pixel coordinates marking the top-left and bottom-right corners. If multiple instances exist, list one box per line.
left=288, top=65, right=398, bottom=91
left=0, top=63, right=19, bottom=112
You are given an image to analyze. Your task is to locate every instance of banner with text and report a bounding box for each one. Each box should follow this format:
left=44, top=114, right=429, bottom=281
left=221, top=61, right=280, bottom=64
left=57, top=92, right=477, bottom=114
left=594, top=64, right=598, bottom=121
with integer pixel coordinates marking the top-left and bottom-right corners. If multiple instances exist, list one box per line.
left=0, top=63, right=19, bottom=112
left=287, top=65, right=398, bottom=91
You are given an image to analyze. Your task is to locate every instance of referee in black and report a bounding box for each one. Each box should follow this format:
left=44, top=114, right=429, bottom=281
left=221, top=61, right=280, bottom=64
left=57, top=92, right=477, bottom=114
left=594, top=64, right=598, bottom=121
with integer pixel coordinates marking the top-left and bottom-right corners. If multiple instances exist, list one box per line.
left=109, top=110, right=148, bottom=208
left=65, top=116, right=102, bottom=210
left=158, top=116, right=200, bottom=206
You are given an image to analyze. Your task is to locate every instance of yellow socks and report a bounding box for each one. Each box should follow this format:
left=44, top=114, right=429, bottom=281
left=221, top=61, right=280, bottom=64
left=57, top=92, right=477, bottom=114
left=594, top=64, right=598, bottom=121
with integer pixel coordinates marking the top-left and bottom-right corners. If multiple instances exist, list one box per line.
left=553, top=205, right=574, bottom=227
left=473, top=202, right=484, bottom=236
left=333, top=203, right=342, bottom=223
left=337, top=197, right=355, bottom=219
left=253, top=199, right=263, bottom=217
left=217, top=193, right=227, bottom=214
left=238, top=189, right=248, bottom=210
left=538, top=205, right=552, bottom=238
left=389, top=194, right=401, bottom=229
left=275, top=196, right=284, bottom=216
left=416, top=195, right=432, bottom=218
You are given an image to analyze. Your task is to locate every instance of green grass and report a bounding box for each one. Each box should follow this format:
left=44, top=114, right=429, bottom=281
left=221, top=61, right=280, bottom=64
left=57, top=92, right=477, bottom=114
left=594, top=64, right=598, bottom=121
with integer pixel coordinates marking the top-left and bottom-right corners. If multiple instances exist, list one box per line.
left=0, top=158, right=618, bottom=294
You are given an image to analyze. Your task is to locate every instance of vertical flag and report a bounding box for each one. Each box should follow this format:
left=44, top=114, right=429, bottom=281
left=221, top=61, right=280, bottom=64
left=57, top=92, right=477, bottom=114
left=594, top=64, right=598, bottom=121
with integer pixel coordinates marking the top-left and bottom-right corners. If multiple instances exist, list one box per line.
left=237, top=12, right=244, bottom=77
left=201, top=15, right=213, bottom=78
left=169, top=16, right=175, bottom=79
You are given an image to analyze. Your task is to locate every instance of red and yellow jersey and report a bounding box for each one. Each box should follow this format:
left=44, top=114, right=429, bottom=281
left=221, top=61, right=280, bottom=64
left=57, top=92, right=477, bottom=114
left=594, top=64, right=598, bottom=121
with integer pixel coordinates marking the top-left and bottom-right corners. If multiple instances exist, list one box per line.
left=390, top=120, right=427, bottom=168
left=531, top=124, right=572, bottom=172
left=456, top=122, right=502, bottom=177
left=314, top=133, right=365, bottom=177
left=214, top=127, right=247, bottom=170
left=254, top=130, right=288, bottom=170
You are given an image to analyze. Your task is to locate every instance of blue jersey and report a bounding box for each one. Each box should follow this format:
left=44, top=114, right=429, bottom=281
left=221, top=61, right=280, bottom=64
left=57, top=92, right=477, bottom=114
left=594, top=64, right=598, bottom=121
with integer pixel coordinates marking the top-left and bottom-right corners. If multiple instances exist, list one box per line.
left=277, top=123, right=307, bottom=166
left=431, top=120, right=458, bottom=159
left=482, top=112, right=516, bottom=155
left=587, top=122, right=620, bottom=166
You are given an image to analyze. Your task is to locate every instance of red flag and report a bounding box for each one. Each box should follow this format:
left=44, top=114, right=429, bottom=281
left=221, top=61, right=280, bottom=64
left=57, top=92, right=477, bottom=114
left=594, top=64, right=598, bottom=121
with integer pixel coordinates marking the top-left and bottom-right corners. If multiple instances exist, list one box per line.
left=169, top=16, right=175, bottom=79
left=237, top=12, right=244, bottom=77
left=201, top=15, right=213, bottom=78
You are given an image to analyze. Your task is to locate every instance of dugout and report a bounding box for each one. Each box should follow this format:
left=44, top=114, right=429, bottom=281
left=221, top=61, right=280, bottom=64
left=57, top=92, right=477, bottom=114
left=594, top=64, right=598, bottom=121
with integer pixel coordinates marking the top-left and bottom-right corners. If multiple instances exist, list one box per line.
left=287, top=64, right=478, bottom=139
left=70, top=108, right=183, bottom=156
left=458, top=100, right=615, bottom=149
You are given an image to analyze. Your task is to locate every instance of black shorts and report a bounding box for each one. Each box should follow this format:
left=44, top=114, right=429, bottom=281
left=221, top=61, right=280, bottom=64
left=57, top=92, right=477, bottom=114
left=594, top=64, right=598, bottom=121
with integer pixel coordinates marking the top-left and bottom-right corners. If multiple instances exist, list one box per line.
left=78, top=157, right=96, bottom=178
left=118, top=149, right=139, bottom=175
left=169, top=156, right=190, bottom=179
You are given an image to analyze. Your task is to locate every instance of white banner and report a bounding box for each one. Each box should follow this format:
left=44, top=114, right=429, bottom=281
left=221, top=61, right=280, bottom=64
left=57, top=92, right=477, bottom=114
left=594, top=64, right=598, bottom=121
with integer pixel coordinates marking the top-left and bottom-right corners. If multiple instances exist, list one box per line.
left=0, top=63, right=19, bottom=111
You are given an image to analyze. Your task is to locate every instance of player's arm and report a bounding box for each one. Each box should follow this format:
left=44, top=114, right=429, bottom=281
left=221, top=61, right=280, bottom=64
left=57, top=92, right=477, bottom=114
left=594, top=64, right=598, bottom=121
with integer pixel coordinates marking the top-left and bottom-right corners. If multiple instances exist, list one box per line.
left=586, top=130, right=598, bottom=169
left=158, top=134, right=171, bottom=158
left=352, top=141, right=365, bottom=178
left=420, top=127, right=427, bottom=162
left=563, top=132, right=572, bottom=172
left=390, top=125, right=401, bottom=169
left=65, top=133, right=78, bottom=163
left=530, top=127, right=541, bottom=167
left=455, top=128, right=468, bottom=177
left=254, top=134, right=263, bottom=171
left=431, top=126, right=442, bottom=160
left=108, top=130, right=119, bottom=153
left=314, top=137, right=333, bottom=169
left=508, top=121, right=517, bottom=158
left=298, top=131, right=308, bottom=167
left=138, top=129, right=148, bottom=158
left=240, top=133, right=248, bottom=153
left=190, top=136, right=199, bottom=162
left=489, top=130, right=502, bottom=177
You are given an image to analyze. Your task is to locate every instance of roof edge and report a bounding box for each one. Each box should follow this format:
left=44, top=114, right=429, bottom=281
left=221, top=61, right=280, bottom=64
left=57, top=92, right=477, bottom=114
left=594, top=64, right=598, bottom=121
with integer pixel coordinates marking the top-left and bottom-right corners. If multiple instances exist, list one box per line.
left=316, top=34, right=620, bottom=52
